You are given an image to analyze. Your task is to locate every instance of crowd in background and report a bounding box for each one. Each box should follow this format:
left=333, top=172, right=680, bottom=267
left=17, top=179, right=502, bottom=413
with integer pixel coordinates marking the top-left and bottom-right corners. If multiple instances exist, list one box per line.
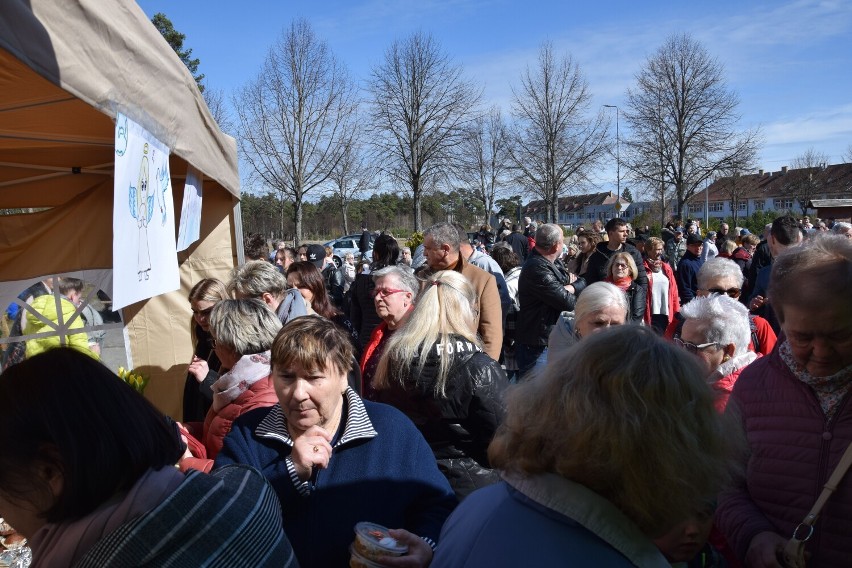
left=0, top=212, right=850, bottom=568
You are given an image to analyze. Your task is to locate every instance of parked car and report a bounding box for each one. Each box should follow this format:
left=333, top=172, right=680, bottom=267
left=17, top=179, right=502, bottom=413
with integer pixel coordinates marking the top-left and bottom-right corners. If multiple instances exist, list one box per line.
left=323, top=234, right=372, bottom=268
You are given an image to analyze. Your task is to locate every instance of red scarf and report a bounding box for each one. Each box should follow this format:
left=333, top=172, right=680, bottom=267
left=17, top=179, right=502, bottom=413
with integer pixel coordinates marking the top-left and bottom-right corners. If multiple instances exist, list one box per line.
left=607, top=275, right=633, bottom=292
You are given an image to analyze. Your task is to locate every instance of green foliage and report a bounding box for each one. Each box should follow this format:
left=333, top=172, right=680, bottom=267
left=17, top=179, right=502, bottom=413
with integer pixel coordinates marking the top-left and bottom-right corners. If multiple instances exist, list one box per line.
left=621, top=187, right=634, bottom=202
left=406, top=232, right=424, bottom=250
left=151, top=13, right=205, bottom=92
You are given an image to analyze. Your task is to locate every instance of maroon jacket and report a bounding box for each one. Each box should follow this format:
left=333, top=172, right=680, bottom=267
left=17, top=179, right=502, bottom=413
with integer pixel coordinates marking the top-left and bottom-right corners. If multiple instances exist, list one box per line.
left=716, top=348, right=852, bottom=567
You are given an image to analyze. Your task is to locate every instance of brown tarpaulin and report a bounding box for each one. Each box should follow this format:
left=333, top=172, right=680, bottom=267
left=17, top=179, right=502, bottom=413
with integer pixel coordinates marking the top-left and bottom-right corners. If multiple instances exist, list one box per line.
left=0, top=0, right=241, bottom=417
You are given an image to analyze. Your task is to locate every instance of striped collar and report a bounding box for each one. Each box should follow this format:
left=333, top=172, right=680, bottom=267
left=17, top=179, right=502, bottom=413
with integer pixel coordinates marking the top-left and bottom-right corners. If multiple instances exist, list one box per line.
left=256, top=387, right=377, bottom=448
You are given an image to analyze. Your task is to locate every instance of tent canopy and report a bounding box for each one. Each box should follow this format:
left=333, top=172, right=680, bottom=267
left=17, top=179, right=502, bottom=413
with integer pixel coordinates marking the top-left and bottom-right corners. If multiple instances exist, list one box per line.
left=0, top=0, right=242, bottom=417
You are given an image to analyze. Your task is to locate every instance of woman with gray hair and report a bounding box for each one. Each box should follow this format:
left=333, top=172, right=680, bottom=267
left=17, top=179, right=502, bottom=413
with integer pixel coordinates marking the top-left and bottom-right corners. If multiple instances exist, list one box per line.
left=372, top=270, right=507, bottom=498
left=831, top=221, right=852, bottom=238
left=546, top=281, right=629, bottom=363
left=677, top=294, right=756, bottom=411
left=179, top=298, right=281, bottom=472
left=229, top=260, right=307, bottom=326
left=360, top=264, right=419, bottom=398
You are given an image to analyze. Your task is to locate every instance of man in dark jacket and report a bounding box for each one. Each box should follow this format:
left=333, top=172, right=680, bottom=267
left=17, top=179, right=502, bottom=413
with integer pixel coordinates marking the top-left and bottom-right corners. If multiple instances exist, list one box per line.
left=516, top=223, right=584, bottom=378
left=675, top=234, right=704, bottom=305
left=503, top=224, right=529, bottom=261
left=583, top=218, right=649, bottom=314
left=358, top=225, right=372, bottom=260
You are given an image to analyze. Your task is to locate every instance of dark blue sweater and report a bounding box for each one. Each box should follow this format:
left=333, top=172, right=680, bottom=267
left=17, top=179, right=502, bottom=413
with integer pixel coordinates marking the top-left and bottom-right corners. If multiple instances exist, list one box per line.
left=215, top=399, right=457, bottom=568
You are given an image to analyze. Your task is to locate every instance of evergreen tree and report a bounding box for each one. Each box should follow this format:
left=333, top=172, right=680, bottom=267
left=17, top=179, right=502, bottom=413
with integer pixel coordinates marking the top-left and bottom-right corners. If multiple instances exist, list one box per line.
left=151, top=13, right=205, bottom=92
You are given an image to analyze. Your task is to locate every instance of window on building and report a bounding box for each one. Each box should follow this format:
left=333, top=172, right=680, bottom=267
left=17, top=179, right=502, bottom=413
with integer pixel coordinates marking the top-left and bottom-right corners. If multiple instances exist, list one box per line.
left=738, top=201, right=748, bottom=212
left=688, top=203, right=704, bottom=214
left=709, top=202, right=724, bottom=213
left=754, top=200, right=764, bottom=211
left=774, top=198, right=794, bottom=210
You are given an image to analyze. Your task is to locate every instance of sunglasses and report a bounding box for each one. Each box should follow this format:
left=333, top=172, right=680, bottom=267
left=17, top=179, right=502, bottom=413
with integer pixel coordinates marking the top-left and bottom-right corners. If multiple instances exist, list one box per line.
left=371, top=287, right=407, bottom=298
left=674, top=336, right=721, bottom=354
left=704, top=287, right=741, bottom=298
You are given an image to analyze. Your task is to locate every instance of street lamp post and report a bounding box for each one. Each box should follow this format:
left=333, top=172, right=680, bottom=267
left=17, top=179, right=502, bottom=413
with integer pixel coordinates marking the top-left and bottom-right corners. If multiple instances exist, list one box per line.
left=603, top=105, right=620, bottom=204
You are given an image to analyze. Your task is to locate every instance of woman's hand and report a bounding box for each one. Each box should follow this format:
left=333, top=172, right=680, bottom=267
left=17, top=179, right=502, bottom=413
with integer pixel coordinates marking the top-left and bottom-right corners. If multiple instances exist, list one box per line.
left=290, top=426, right=333, bottom=481
left=376, top=529, right=433, bottom=567
left=750, top=295, right=767, bottom=312
left=188, top=356, right=209, bottom=383
left=745, top=531, right=786, bottom=568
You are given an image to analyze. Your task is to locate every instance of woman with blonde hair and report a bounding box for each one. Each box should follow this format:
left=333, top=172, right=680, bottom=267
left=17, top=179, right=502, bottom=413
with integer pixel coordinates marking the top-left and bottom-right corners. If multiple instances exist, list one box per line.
left=373, top=270, right=507, bottom=498
left=433, top=326, right=744, bottom=566
left=604, top=251, right=644, bottom=322
left=183, top=278, right=229, bottom=422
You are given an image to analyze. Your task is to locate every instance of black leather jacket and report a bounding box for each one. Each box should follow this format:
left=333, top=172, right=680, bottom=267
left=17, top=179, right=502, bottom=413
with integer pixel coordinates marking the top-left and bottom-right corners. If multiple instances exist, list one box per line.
left=322, top=264, right=345, bottom=309
left=375, top=335, right=507, bottom=498
left=516, top=250, right=584, bottom=346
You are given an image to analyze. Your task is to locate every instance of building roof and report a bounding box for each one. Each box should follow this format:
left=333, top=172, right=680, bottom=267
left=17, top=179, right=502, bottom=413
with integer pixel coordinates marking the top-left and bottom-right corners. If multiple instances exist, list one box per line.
left=703, top=163, right=852, bottom=203
left=525, top=191, right=629, bottom=214
left=809, top=198, right=852, bottom=208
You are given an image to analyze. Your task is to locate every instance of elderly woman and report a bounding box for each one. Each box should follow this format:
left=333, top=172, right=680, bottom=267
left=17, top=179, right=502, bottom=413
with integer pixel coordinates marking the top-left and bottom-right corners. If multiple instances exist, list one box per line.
left=360, top=265, right=418, bottom=398
left=604, top=251, right=644, bottom=322
left=184, top=278, right=229, bottom=422
left=286, top=261, right=359, bottom=351
left=546, top=281, right=628, bottom=364
left=372, top=271, right=507, bottom=498
left=179, top=299, right=281, bottom=473
left=677, top=294, right=757, bottom=411
left=432, top=326, right=744, bottom=566
left=216, top=316, right=456, bottom=568
left=643, top=237, right=680, bottom=334
left=716, top=235, right=852, bottom=568
left=350, top=234, right=400, bottom=351
left=229, top=260, right=306, bottom=326
left=831, top=221, right=852, bottom=238
left=666, top=257, right=776, bottom=357
left=0, top=348, right=293, bottom=566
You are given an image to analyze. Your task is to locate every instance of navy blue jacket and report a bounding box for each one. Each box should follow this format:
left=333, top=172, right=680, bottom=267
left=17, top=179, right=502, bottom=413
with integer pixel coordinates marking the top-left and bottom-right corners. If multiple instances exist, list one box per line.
left=216, top=395, right=456, bottom=568
left=676, top=250, right=704, bottom=305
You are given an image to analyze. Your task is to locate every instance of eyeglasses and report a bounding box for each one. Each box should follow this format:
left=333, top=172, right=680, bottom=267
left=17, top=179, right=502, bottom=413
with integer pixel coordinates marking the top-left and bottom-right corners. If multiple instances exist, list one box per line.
left=704, top=287, right=741, bottom=298
left=191, top=306, right=214, bottom=317
left=371, top=287, right=407, bottom=298
left=614, top=262, right=629, bottom=269
left=674, top=337, right=721, bottom=354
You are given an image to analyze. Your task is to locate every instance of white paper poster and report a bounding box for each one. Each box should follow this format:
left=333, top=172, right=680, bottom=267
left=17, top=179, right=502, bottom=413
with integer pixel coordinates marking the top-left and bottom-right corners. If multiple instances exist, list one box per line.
left=112, top=112, right=180, bottom=311
left=176, top=166, right=203, bottom=251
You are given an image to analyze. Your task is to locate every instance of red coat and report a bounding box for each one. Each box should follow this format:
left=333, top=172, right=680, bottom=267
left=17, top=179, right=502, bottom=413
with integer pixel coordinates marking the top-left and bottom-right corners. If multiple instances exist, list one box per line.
left=180, top=376, right=278, bottom=473
left=642, top=259, right=680, bottom=326
left=716, top=349, right=852, bottom=567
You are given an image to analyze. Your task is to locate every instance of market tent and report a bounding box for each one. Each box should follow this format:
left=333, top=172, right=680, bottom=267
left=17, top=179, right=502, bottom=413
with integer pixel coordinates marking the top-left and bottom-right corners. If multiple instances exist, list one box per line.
left=0, top=0, right=243, bottom=417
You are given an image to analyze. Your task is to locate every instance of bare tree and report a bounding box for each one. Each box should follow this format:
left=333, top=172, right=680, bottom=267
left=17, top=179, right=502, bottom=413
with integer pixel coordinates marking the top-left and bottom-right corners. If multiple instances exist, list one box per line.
left=457, top=107, right=511, bottom=226
left=717, top=142, right=761, bottom=226
left=367, top=32, right=480, bottom=231
left=202, top=86, right=235, bottom=134
left=508, top=42, right=609, bottom=223
left=844, top=144, right=852, bottom=164
left=787, top=148, right=830, bottom=215
left=623, top=33, right=760, bottom=221
left=234, top=19, right=356, bottom=244
left=328, top=128, right=376, bottom=235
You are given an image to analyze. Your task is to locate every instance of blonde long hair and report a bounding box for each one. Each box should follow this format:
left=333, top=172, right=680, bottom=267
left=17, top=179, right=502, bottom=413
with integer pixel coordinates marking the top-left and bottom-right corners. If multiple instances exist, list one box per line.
left=372, top=270, right=480, bottom=397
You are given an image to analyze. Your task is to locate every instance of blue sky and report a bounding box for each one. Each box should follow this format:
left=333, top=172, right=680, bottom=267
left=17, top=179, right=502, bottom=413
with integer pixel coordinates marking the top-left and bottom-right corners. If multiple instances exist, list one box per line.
left=138, top=0, right=852, bottom=196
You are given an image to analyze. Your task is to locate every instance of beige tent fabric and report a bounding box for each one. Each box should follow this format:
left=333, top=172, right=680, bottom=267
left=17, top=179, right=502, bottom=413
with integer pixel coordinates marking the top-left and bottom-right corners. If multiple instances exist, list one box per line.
left=0, top=0, right=239, bottom=197
left=0, top=0, right=242, bottom=417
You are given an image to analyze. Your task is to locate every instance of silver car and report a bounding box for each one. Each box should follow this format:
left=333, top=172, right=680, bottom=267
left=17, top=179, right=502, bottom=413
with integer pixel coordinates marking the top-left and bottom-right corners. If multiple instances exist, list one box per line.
left=323, top=234, right=372, bottom=268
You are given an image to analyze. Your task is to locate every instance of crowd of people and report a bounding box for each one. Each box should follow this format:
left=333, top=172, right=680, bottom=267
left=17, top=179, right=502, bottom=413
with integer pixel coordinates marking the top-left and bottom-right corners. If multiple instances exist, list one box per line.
left=0, top=212, right=850, bottom=568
